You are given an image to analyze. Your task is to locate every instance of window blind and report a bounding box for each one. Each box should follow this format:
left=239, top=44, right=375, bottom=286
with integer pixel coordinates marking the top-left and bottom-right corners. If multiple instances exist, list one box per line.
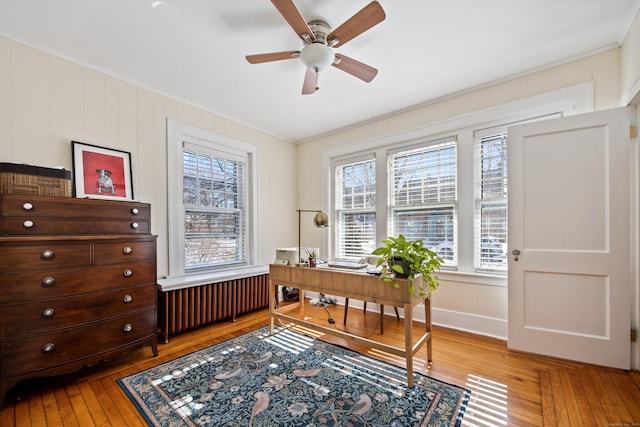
left=335, top=157, right=376, bottom=258
left=475, top=132, right=507, bottom=272
left=183, top=150, right=247, bottom=270
left=389, top=140, right=457, bottom=265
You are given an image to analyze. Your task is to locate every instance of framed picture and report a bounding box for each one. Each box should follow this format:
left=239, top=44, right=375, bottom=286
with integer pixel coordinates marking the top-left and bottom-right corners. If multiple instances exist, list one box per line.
left=71, top=141, right=134, bottom=200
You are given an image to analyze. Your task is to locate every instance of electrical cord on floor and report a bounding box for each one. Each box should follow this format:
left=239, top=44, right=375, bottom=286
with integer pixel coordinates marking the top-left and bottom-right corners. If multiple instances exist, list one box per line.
left=323, top=303, right=382, bottom=340
left=322, top=305, right=335, bottom=324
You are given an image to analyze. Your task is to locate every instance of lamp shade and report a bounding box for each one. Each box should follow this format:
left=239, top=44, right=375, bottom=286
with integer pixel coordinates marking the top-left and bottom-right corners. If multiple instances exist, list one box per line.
left=300, top=43, right=335, bottom=72
left=313, top=212, right=329, bottom=228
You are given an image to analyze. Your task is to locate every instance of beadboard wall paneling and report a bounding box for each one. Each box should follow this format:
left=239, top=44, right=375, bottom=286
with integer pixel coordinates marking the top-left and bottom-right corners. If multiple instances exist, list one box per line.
left=11, top=43, right=50, bottom=165
left=0, top=37, right=11, bottom=156
left=50, top=56, right=83, bottom=168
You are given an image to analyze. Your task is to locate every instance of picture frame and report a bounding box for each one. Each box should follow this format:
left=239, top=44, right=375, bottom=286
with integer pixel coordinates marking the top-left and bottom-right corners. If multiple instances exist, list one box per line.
left=71, top=141, right=134, bottom=200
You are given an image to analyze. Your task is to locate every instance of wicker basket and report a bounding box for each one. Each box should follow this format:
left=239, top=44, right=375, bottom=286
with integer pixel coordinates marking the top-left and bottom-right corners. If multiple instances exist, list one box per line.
left=0, top=163, right=72, bottom=197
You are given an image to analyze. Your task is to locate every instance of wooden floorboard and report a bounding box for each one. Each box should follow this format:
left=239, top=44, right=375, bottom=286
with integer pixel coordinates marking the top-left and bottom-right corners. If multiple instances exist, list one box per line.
left=539, top=370, right=556, bottom=426
left=1, top=303, right=639, bottom=426
left=539, top=365, right=640, bottom=427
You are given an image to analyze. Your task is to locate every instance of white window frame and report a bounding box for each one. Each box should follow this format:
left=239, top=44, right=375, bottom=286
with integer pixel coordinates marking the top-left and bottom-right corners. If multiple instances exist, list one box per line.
left=167, top=119, right=259, bottom=278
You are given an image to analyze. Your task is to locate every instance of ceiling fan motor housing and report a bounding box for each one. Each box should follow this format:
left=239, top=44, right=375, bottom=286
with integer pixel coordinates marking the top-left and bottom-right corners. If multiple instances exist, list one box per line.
left=300, top=20, right=335, bottom=72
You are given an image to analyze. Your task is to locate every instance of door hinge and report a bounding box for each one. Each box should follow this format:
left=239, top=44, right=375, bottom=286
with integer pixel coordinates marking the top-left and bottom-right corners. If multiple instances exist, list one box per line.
left=631, top=126, right=637, bottom=139
left=632, top=328, right=637, bottom=343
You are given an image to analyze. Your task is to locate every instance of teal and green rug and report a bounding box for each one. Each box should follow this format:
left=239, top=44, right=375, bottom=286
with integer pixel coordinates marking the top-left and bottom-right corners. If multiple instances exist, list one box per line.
left=118, top=326, right=470, bottom=426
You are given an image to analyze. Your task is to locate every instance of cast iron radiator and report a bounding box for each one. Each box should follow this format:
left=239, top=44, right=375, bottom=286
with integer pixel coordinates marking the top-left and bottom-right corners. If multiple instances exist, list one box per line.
left=159, top=274, right=269, bottom=343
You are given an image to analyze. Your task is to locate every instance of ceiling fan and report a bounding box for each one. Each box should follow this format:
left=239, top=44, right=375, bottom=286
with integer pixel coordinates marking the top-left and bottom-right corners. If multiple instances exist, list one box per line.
left=246, top=0, right=386, bottom=95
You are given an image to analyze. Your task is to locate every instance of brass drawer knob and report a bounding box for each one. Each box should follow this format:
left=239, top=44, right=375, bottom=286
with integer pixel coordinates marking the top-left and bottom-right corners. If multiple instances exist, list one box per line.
left=22, top=202, right=34, bottom=211
left=131, top=222, right=139, bottom=229
left=41, top=249, right=54, bottom=259
left=123, top=324, right=133, bottom=332
left=23, top=220, right=34, bottom=228
left=123, top=269, right=133, bottom=277
left=42, top=343, right=55, bottom=353
left=42, top=307, right=55, bottom=318
left=123, top=294, right=133, bottom=303
left=123, top=246, right=133, bottom=254
left=42, top=276, right=56, bottom=287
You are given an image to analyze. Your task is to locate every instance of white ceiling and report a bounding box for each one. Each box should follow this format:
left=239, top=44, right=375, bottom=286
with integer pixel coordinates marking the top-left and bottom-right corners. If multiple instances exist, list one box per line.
left=0, top=0, right=638, bottom=142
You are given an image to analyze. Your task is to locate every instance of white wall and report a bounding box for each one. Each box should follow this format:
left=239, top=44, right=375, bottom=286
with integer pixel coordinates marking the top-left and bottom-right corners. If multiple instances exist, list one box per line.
left=0, top=36, right=298, bottom=277
left=621, top=9, right=640, bottom=105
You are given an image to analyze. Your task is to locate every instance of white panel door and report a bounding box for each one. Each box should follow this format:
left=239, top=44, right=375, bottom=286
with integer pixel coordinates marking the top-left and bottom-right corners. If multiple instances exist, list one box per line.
left=507, top=107, right=631, bottom=369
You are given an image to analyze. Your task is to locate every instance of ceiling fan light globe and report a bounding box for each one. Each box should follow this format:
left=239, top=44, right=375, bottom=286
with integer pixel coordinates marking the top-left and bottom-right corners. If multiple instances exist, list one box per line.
left=300, top=43, right=334, bottom=72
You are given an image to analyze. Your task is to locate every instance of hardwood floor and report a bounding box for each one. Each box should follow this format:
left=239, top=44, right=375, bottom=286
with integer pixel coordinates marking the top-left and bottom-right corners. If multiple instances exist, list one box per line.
left=1, top=302, right=639, bottom=426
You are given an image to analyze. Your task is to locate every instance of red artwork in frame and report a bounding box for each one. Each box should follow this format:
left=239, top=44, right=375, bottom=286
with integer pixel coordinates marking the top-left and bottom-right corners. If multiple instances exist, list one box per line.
left=72, top=141, right=134, bottom=200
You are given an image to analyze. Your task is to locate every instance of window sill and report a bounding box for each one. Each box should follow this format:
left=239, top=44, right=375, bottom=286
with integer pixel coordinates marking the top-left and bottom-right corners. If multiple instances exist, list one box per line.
left=437, top=270, right=507, bottom=287
left=157, top=264, right=269, bottom=292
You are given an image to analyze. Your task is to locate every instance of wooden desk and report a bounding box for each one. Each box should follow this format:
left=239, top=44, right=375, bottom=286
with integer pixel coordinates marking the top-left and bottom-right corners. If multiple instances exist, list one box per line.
left=268, top=264, right=431, bottom=387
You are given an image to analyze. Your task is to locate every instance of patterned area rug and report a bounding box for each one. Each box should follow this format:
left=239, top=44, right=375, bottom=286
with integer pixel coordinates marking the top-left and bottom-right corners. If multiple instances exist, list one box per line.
left=118, top=326, right=470, bottom=426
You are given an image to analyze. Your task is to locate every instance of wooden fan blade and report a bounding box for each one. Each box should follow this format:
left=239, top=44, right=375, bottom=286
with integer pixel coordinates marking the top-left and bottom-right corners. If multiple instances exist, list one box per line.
left=333, top=54, right=378, bottom=82
left=302, top=69, right=318, bottom=95
left=271, top=0, right=315, bottom=42
left=327, top=1, right=385, bottom=48
left=246, top=51, right=300, bottom=64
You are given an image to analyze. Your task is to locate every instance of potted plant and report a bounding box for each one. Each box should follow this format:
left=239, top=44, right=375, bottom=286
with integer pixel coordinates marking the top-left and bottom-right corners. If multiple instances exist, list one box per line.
left=371, top=234, right=443, bottom=298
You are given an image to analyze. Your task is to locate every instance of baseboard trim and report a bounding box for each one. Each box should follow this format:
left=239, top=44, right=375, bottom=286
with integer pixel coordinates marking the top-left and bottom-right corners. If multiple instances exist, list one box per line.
left=431, top=308, right=507, bottom=340
left=328, top=294, right=508, bottom=341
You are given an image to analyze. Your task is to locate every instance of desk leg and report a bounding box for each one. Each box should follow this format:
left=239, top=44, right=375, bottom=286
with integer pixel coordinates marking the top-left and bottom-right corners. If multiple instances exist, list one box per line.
left=298, top=289, right=305, bottom=318
left=404, top=302, right=414, bottom=388
left=425, top=298, right=432, bottom=362
left=268, top=278, right=275, bottom=334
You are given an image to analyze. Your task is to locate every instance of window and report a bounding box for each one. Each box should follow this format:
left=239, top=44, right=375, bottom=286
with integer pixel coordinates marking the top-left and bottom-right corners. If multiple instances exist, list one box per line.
left=334, top=156, right=376, bottom=259
left=475, top=131, right=508, bottom=272
left=389, top=139, right=457, bottom=266
left=167, top=120, right=257, bottom=277
left=183, top=149, right=246, bottom=270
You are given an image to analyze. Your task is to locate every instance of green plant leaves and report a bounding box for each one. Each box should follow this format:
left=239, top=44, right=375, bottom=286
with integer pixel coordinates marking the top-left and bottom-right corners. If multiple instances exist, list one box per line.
left=372, top=234, right=444, bottom=296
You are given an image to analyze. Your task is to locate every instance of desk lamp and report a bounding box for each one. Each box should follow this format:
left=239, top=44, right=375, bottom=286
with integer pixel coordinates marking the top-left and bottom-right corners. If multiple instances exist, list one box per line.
left=297, top=209, right=329, bottom=264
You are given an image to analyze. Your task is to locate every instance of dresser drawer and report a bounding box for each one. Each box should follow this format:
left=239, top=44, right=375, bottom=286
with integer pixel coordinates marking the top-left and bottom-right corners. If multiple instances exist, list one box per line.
left=93, top=239, right=156, bottom=265
left=0, top=218, right=149, bottom=236
left=0, top=262, right=157, bottom=303
left=0, top=309, right=156, bottom=377
left=0, top=241, right=91, bottom=271
left=0, top=285, right=156, bottom=338
left=0, top=194, right=150, bottom=221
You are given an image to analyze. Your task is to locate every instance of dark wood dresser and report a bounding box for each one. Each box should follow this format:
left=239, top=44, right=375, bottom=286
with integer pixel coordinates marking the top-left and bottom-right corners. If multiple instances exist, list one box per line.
left=0, top=194, right=158, bottom=405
